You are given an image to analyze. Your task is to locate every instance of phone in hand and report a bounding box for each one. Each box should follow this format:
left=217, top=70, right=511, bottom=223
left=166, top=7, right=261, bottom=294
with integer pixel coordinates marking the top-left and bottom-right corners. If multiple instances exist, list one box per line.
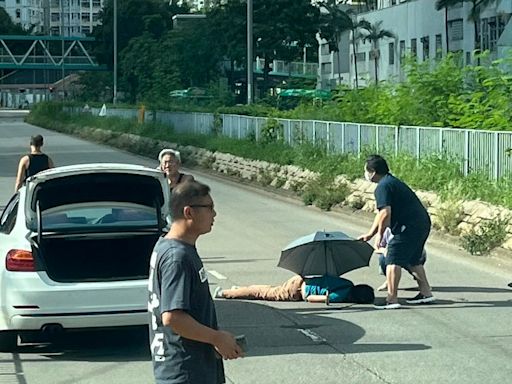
left=235, top=334, right=247, bottom=353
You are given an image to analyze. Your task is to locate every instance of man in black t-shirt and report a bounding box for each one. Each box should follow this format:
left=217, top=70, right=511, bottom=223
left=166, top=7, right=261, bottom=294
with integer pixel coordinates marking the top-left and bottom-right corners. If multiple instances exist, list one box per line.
left=148, top=181, right=242, bottom=384
left=358, top=155, right=435, bottom=309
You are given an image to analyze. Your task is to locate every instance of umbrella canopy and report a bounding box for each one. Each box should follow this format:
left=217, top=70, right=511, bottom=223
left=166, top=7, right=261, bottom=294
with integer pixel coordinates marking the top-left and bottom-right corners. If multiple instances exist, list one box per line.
left=278, top=231, right=373, bottom=277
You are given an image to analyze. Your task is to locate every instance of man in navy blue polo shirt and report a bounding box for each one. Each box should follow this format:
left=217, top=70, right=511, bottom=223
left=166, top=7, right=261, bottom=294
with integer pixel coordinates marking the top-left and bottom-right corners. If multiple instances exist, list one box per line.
left=358, top=155, right=435, bottom=309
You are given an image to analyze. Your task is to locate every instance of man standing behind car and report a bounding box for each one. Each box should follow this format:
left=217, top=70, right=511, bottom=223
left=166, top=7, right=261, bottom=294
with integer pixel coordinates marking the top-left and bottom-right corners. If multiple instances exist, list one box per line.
left=148, top=181, right=242, bottom=384
left=15, top=134, right=54, bottom=191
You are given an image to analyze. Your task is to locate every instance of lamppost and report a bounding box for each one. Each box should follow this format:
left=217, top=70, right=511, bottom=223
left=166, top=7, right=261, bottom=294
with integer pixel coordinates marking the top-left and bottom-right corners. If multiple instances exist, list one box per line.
left=113, top=0, right=117, bottom=104
left=247, top=0, right=253, bottom=105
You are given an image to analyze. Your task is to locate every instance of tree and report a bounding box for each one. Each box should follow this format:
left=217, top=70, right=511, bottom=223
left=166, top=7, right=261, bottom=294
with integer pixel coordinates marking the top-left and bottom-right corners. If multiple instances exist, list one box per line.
left=0, top=8, right=27, bottom=34
left=92, top=0, right=188, bottom=69
left=318, top=1, right=352, bottom=86
left=253, top=0, right=320, bottom=95
left=206, top=1, right=247, bottom=90
left=319, top=2, right=370, bottom=89
left=360, top=20, right=395, bottom=85
left=435, top=0, right=497, bottom=61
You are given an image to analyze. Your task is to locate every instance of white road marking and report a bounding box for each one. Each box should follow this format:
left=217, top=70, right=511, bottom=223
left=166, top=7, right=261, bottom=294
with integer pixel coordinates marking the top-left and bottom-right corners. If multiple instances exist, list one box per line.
left=298, top=328, right=326, bottom=343
left=207, top=270, right=227, bottom=280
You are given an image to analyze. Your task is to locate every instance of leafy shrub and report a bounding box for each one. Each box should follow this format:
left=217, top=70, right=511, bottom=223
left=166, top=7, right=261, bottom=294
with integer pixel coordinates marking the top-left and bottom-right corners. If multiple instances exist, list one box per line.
left=314, top=183, right=350, bottom=211
left=460, top=216, right=510, bottom=255
left=260, top=118, right=284, bottom=144
left=433, top=200, right=464, bottom=235
left=258, top=170, right=274, bottom=186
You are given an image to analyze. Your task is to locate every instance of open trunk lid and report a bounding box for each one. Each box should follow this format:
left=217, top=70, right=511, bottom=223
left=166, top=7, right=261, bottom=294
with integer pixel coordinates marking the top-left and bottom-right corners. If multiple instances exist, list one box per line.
left=25, top=163, right=170, bottom=233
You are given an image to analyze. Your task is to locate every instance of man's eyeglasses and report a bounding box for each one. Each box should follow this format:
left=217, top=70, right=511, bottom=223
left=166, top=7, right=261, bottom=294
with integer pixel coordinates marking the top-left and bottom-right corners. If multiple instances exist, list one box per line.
left=189, top=204, right=215, bottom=210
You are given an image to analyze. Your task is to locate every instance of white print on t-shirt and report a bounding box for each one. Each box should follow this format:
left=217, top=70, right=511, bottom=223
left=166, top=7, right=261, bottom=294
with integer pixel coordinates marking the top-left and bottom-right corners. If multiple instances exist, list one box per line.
left=151, top=332, right=165, bottom=362
left=199, top=267, right=207, bottom=283
left=148, top=293, right=160, bottom=331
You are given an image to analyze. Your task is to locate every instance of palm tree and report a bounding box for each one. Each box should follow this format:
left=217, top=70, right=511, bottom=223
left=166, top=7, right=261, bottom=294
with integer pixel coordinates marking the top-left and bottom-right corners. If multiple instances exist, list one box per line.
left=435, top=0, right=497, bottom=60
left=360, top=20, right=395, bottom=85
left=344, top=10, right=370, bottom=88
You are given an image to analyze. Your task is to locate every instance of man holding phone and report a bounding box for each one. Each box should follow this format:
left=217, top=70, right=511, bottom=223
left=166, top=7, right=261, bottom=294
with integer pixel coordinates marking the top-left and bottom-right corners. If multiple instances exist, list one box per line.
left=148, top=181, right=243, bottom=384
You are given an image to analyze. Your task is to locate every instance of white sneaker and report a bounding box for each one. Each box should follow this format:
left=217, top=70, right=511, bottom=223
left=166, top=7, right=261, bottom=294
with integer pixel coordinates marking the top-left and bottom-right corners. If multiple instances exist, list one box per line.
left=373, top=301, right=401, bottom=310
left=406, top=294, right=436, bottom=304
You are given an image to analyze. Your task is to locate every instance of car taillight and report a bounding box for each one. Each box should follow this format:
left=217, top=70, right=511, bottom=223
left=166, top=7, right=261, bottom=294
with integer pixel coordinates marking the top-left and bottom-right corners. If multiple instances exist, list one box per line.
left=6, top=249, right=35, bottom=272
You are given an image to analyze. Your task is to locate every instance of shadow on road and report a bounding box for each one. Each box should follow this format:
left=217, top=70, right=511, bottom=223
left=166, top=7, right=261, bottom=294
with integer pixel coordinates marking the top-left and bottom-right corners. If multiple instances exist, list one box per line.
left=431, top=285, right=512, bottom=293
left=14, top=326, right=150, bottom=362
left=215, top=300, right=431, bottom=356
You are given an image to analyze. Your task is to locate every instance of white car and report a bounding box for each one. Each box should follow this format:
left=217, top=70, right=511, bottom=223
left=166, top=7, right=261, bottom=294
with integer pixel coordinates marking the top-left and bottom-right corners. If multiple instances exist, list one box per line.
left=0, top=163, right=170, bottom=351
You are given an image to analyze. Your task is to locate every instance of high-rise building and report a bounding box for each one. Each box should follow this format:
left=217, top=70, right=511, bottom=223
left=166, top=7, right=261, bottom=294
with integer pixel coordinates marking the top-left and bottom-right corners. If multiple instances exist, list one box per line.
left=1, top=0, right=105, bottom=36
left=176, top=0, right=210, bottom=13
left=48, top=0, right=104, bottom=36
left=3, top=0, right=46, bottom=33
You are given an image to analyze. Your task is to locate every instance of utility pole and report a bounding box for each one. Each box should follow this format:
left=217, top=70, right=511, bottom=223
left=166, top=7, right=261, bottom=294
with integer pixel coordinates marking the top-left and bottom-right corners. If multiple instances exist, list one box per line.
left=60, top=0, right=65, bottom=99
left=247, top=0, right=253, bottom=104
left=113, top=0, right=117, bottom=104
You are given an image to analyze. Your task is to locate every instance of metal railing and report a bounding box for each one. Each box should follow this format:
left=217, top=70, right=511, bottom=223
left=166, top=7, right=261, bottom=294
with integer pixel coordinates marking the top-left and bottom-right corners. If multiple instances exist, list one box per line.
left=79, top=107, right=512, bottom=180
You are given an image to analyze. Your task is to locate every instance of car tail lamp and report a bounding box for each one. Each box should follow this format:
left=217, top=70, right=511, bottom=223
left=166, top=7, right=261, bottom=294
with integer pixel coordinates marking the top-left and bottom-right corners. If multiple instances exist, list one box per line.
left=6, top=249, right=35, bottom=272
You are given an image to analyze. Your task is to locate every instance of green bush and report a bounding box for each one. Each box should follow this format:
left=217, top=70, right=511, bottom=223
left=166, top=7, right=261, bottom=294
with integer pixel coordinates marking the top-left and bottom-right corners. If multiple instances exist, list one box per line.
left=460, top=216, right=510, bottom=255
left=433, top=200, right=464, bottom=235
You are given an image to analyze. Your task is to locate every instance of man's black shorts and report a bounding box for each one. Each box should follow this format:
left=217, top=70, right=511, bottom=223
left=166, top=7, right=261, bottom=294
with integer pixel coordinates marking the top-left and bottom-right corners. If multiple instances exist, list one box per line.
left=386, top=226, right=430, bottom=268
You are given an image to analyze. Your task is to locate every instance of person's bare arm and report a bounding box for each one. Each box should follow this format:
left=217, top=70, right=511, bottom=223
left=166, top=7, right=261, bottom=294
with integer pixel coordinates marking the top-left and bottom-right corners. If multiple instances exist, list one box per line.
left=14, top=156, right=29, bottom=192
left=306, top=295, right=328, bottom=304
left=359, top=206, right=391, bottom=245
left=48, top=156, right=55, bottom=169
left=162, top=310, right=243, bottom=360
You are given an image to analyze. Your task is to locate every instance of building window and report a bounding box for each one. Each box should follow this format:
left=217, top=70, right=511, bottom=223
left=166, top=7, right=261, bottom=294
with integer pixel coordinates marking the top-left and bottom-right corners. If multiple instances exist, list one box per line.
left=50, top=26, right=60, bottom=35
left=421, top=36, right=429, bottom=61
left=81, top=13, right=90, bottom=22
left=51, top=0, right=59, bottom=7
left=321, top=44, right=330, bottom=55
left=489, top=16, right=497, bottom=51
left=82, top=26, right=90, bottom=34
left=389, top=42, right=395, bottom=65
left=448, top=19, right=463, bottom=41
left=411, top=38, right=417, bottom=57
left=92, top=12, right=99, bottom=22
left=435, top=34, right=442, bottom=59
left=321, top=63, right=331, bottom=74
left=355, top=52, right=366, bottom=62
left=399, top=40, right=405, bottom=63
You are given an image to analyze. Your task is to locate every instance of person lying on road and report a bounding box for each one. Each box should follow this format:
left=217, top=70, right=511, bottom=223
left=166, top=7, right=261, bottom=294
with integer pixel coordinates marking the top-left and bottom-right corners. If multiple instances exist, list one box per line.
left=214, top=275, right=374, bottom=305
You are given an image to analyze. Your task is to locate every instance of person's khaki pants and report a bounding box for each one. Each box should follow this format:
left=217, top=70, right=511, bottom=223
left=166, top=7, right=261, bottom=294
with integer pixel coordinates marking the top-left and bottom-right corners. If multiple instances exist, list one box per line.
left=222, top=275, right=304, bottom=301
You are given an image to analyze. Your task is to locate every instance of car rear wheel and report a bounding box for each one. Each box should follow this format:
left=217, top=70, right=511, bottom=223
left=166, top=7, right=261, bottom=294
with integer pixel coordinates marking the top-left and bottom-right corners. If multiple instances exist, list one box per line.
left=0, top=331, right=18, bottom=351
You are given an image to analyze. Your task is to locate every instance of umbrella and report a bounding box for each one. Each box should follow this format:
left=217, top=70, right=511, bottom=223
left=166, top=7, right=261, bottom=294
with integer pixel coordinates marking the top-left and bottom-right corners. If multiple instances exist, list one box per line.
left=278, top=231, right=373, bottom=277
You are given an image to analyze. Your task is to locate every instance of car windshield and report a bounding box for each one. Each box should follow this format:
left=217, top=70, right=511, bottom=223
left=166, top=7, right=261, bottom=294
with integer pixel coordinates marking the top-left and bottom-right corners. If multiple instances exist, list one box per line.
left=41, top=202, right=158, bottom=229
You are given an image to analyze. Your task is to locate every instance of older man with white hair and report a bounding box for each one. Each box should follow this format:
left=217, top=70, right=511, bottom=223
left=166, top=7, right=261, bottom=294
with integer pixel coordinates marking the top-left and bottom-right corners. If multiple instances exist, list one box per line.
left=157, top=148, right=194, bottom=191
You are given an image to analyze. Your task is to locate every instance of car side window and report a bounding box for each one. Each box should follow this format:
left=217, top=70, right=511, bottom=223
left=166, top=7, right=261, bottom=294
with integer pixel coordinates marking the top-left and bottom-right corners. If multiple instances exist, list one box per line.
left=0, top=194, right=19, bottom=234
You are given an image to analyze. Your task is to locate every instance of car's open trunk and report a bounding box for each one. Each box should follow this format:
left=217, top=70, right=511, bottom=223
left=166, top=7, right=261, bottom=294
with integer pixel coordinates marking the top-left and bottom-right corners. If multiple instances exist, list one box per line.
left=33, top=232, right=161, bottom=282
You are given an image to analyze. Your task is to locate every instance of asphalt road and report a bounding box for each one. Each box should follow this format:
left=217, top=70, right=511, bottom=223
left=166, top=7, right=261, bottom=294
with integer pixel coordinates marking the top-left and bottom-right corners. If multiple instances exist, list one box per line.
left=0, top=111, right=511, bottom=384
